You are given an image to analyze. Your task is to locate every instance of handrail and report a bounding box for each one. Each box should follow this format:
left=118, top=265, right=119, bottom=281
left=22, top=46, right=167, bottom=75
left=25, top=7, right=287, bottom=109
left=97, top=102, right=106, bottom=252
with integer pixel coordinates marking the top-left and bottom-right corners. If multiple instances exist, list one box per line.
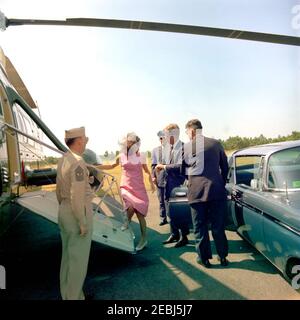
left=0, top=121, right=64, bottom=155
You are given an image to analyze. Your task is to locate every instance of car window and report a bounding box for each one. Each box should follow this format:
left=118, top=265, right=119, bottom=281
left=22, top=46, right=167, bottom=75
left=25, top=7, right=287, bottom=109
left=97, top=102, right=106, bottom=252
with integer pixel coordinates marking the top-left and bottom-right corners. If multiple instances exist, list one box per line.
left=227, top=156, right=234, bottom=183
left=235, top=156, right=262, bottom=187
left=268, top=147, right=300, bottom=190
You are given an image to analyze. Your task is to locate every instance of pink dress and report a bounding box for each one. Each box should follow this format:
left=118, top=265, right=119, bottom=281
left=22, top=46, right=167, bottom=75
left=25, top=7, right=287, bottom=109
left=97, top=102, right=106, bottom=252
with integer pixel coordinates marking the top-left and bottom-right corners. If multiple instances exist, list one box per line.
left=120, top=152, right=149, bottom=216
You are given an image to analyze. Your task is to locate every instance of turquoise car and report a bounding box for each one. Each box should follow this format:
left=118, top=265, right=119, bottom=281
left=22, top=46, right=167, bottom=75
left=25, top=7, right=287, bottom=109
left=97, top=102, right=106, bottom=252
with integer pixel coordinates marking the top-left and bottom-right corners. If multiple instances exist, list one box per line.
left=226, top=140, right=300, bottom=281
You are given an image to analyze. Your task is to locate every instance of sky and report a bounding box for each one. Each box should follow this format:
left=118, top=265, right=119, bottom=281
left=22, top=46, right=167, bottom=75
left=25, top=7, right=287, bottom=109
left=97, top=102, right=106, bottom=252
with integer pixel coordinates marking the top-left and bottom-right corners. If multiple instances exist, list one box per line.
left=0, top=0, right=300, bottom=154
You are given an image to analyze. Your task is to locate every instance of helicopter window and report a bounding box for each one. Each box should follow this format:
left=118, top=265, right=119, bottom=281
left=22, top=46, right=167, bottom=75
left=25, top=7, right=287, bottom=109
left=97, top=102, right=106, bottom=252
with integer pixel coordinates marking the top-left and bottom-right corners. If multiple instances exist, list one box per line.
left=16, top=113, right=24, bottom=132
left=12, top=104, right=26, bottom=143
left=23, top=116, right=35, bottom=147
left=30, top=119, right=40, bottom=145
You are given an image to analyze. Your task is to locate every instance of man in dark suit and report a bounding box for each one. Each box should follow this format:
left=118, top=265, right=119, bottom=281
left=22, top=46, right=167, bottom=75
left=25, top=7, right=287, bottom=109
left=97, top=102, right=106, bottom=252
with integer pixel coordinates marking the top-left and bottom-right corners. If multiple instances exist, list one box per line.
left=151, top=131, right=168, bottom=226
left=157, top=124, right=189, bottom=248
left=156, top=119, right=229, bottom=266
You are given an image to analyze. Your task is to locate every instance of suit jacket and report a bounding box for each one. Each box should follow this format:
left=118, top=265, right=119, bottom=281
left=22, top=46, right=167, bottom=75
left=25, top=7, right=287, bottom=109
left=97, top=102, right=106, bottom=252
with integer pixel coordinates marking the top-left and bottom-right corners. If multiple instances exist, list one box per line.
left=166, top=135, right=228, bottom=203
left=163, top=140, right=186, bottom=199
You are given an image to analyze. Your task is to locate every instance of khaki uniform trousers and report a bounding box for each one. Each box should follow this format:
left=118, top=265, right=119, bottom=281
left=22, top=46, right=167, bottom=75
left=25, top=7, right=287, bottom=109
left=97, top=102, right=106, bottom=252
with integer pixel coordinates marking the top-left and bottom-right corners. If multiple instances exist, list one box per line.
left=58, top=200, right=93, bottom=300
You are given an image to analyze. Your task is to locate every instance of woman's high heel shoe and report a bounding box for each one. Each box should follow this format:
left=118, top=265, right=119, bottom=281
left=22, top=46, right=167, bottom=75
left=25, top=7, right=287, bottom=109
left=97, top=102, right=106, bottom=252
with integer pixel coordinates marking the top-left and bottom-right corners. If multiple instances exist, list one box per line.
left=136, top=240, right=148, bottom=251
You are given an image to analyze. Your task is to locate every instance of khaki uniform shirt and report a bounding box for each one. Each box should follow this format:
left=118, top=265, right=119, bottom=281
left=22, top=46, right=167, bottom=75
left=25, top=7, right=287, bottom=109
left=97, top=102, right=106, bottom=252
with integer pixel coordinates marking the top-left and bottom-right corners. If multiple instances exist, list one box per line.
left=56, top=150, right=93, bottom=226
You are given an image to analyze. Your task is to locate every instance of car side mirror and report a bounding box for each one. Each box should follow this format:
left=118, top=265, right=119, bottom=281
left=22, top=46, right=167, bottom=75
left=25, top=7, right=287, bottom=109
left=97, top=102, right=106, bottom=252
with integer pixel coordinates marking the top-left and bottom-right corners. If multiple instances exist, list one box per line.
left=250, top=179, right=258, bottom=190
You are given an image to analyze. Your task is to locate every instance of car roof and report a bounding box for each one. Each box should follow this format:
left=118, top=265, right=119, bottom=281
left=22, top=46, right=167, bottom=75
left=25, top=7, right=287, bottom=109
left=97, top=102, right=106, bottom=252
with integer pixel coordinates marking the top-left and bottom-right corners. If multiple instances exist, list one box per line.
left=232, top=140, right=300, bottom=157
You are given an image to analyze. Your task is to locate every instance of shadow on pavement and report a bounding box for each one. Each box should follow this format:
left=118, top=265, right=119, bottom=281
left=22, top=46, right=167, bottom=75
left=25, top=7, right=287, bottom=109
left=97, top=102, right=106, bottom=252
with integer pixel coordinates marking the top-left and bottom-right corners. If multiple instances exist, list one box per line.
left=0, top=202, right=279, bottom=300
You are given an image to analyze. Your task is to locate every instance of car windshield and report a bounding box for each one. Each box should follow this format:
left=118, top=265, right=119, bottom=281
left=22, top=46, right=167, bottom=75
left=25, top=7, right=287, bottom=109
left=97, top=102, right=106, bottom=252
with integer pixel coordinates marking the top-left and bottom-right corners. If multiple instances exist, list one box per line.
left=268, top=147, right=300, bottom=190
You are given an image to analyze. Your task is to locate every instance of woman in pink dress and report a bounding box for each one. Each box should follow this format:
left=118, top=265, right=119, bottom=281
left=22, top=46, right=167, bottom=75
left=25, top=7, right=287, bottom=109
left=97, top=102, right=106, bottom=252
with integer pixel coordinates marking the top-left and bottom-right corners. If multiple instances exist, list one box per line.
left=117, top=132, right=155, bottom=251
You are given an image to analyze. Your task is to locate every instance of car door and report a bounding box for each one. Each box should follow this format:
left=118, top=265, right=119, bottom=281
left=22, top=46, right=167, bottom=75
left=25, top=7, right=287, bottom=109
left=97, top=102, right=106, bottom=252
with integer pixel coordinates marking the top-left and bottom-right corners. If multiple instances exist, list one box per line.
left=225, top=156, right=236, bottom=228
left=230, top=155, right=265, bottom=251
left=262, top=147, right=300, bottom=273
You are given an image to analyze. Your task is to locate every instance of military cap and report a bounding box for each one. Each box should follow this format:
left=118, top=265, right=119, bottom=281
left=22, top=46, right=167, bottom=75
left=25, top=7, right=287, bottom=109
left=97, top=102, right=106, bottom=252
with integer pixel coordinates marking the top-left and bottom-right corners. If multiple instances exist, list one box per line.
left=65, top=126, right=85, bottom=139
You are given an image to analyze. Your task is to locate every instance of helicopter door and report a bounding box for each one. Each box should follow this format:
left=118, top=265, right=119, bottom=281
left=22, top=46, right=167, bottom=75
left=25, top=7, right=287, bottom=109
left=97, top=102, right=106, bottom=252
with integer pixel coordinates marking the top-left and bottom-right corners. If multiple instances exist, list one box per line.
left=0, top=101, right=9, bottom=196
left=0, top=85, right=21, bottom=195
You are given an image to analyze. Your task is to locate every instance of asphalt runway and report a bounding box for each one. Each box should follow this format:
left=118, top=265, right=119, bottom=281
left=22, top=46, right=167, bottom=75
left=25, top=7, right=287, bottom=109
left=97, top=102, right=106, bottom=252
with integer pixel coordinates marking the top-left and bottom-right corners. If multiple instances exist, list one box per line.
left=0, top=193, right=299, bottom=300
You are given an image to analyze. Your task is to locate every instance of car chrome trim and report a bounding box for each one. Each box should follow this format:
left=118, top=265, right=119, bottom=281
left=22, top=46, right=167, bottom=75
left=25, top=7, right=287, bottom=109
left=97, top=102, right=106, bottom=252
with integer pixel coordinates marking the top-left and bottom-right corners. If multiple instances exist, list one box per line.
left=168, top=198, right=188, bottom=203
left=238, top=200, right=263, bottom=214
left=270, top=217, right=300, bottom=237
left=236, top=199, right=300, bottom=237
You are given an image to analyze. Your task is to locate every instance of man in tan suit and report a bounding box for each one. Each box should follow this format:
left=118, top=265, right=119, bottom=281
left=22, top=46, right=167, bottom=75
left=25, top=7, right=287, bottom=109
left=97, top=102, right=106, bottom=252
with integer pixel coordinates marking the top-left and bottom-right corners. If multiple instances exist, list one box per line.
left=56, top=126, right=93, bottom=300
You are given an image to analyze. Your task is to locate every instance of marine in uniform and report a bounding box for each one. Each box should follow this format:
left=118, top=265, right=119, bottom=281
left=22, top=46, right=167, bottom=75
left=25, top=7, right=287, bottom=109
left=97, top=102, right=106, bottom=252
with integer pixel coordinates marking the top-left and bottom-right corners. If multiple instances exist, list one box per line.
left=56, top=126, right=93, bottom=300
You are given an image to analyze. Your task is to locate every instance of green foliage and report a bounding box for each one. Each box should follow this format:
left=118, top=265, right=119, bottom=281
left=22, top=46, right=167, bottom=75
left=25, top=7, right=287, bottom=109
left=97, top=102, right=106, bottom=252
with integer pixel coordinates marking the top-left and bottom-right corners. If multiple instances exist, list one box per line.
left=220, top=131, right=300, bottom=151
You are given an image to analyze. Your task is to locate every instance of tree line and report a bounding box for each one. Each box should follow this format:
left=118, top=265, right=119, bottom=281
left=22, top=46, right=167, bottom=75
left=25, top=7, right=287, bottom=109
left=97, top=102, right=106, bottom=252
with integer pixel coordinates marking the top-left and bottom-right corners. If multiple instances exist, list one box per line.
left=219, top=131, right=300, bottom=151
left=43, top=131, right=300, bottom=163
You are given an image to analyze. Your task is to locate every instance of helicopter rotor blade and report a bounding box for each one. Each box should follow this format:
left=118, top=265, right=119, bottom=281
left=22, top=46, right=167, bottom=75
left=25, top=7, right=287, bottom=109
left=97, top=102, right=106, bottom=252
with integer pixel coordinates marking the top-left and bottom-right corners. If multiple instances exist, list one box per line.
left=5, top=16, right=300, bottom=47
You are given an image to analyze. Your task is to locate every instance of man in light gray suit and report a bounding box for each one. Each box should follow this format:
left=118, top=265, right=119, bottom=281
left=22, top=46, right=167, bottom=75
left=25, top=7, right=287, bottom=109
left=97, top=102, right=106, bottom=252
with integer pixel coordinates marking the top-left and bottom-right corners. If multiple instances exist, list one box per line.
left=158, top=124, right=189, bottom=248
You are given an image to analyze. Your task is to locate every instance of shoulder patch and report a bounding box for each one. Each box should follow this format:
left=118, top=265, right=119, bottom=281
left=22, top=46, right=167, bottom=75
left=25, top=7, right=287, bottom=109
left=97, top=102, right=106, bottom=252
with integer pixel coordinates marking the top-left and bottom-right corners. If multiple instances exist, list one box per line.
left=75, top=165, right=84, bottom=182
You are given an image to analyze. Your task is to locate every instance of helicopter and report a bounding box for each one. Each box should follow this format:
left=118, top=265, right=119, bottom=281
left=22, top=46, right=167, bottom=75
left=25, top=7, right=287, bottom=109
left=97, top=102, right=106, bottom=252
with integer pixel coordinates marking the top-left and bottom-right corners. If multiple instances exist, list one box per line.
left=0, top=45, right=136, bottom=253
left=0, top=10, right=299, bottom=254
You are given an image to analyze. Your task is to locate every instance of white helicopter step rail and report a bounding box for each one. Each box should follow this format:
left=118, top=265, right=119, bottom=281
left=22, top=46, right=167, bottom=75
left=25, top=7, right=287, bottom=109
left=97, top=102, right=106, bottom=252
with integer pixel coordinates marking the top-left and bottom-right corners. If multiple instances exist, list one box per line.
left=1, top=122, right=136, bottom=254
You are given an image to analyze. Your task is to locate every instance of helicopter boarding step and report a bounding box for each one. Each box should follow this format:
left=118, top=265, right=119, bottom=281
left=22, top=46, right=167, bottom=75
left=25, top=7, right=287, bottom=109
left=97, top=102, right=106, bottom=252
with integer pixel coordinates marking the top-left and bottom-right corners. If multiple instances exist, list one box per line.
left=16, top=190, right=136, bottom=254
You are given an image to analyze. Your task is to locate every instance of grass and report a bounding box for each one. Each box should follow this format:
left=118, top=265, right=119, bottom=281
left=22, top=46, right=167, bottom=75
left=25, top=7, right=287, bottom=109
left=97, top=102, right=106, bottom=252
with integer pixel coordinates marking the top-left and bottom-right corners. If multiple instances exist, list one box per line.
left=100, top=158, right=153, bottom=193
left=20, top=152, right=255, bottom=197
left=100, top=152, right=239, bottom=194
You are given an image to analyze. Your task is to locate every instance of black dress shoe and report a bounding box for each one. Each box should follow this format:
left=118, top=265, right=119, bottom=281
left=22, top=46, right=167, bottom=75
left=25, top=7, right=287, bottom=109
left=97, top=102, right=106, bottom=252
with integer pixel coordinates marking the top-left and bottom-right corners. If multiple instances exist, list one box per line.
left=196, top=256, right=212, bottom=268
left=162, top=235, right=179, bottom=244
left=220, top=258, right=229, bottom=266
left=159, top=220, right=168, bottom=226
left=174, top=236, right=189, bottom=248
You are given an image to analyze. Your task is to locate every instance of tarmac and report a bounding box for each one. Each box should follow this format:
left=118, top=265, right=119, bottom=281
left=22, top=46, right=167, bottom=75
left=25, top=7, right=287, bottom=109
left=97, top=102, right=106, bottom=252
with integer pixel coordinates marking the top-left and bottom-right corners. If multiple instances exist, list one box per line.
left=0, top=192, right=299, bottom=300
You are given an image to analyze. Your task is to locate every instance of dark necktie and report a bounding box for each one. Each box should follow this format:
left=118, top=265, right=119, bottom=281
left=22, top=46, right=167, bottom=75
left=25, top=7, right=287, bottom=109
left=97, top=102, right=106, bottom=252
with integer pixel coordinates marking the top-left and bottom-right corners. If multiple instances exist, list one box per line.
left=169, top=145, right=174, bottom=164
